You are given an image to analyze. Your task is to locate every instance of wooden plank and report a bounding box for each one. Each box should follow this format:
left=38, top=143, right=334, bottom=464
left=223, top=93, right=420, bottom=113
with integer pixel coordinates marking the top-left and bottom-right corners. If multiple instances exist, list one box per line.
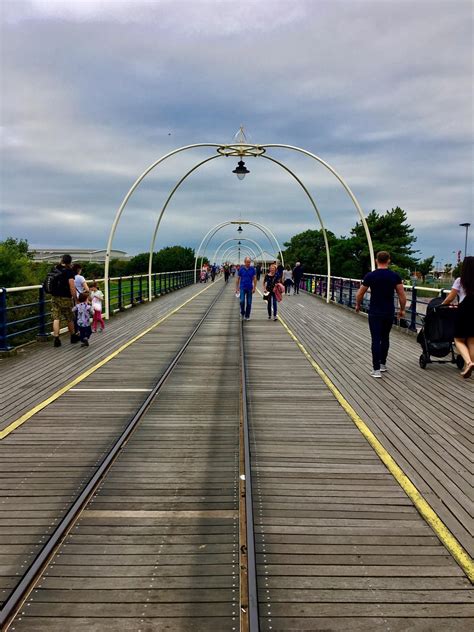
left=243, top=295, right=474, bottom=630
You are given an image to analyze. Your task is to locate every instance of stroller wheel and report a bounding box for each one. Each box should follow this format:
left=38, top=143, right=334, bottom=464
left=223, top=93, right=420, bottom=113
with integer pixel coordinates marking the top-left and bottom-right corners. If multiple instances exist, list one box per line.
left=419, top=354, right=427, bottom=369
left=456, top=354, right=465, bottom=370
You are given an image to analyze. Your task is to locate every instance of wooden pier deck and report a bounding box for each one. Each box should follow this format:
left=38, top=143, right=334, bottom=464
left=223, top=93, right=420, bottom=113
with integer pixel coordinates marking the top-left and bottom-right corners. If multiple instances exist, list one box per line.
left=0, top=281, right=472, bottom=631
left=278, top=291, right=473, bottom=560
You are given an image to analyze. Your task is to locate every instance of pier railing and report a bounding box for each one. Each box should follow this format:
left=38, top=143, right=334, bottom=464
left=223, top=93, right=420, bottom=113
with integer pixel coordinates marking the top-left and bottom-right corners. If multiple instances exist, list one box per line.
left=0, top=270, right=194, bottom=351
left=300, top=273, right=449, bottom=331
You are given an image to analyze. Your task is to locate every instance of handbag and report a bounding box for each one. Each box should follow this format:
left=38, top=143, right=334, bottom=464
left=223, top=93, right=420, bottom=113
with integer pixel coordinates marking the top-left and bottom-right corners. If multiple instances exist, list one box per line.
left=263, top=291, right=270, bottom=301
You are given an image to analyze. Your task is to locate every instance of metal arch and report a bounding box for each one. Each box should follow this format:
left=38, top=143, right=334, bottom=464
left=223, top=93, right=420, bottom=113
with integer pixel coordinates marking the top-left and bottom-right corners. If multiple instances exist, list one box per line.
left=214, top=241, right=263, bottom=266
left=196, top=221, right=282, bottom=277
left=212, top=238, right=266, bottom=265
left=104, top=142, right=222, bottom=318
left=262, top=143, right=375, bottom=271
left=147, top=154, right=222, bottom=301
left=261, top=154, right=332, bottom=303
left=218, top=245, right=257, bottom=264
left=105, top=141, right=374, bottom=317
left=195, top=220, right=284, bottom=281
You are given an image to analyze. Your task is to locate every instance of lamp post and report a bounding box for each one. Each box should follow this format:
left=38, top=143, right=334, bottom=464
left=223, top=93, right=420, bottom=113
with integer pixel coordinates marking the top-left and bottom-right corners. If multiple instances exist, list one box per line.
left=459, top=223, right=471, bottom=259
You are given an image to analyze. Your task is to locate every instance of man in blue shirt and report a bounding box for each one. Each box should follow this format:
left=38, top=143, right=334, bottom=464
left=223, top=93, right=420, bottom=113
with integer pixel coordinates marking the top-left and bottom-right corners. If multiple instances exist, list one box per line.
left=236, top=256, right=256, bottom=320
left=355, top=251, right=407, bottom=378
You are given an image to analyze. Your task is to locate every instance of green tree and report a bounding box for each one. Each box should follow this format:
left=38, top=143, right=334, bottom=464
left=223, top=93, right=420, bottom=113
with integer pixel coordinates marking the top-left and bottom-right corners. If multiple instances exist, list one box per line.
left=0, top=237, right=36, bottom=287
left=348, top=207, right=418, bottom=276
left=153, top=245, right=195, bottom=273
left=282, top=229, right=338, bottom=273
left=417, top=256, right=435, bottom=282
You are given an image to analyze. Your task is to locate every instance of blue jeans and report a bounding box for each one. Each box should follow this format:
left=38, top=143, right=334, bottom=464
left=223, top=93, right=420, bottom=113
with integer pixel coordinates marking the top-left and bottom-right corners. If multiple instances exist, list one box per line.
left=267, top=293, right=277, bottom=318
left=240, top=288, right=253, bottom=318
left=368, top=313, right=393, bottom=370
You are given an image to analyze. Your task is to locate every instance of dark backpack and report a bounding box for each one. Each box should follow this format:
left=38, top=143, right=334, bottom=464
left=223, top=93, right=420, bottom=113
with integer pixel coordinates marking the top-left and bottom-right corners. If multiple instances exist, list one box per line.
left=43, top=267, right=64, bottom=295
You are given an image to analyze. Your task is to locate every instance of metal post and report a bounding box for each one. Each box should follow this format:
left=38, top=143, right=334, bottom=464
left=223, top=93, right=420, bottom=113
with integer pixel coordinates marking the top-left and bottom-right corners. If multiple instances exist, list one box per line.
left=338, top=279, right=344, bottom=304
left=331, top=277, right=335, bottom=302
left=108, top=277, right=113, bottom=315
left=138, top=276, right=143, bottom=303
left=409, top=286, right=417, bottom=331
left=348, top=280, right=353, bottom=308
left=37, top=287, right=48, bottom=341
left=0, top=289, right=12, bottom=352
left=130, top=276, right=135, bottom=306
left=118, top=277, right=123, bottom=311
left=153, top=273, right=157, bottom=297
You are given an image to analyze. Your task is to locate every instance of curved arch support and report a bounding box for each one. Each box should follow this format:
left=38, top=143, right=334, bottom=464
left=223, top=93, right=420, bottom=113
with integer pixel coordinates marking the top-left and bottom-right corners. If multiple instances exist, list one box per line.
left=105, top=143, right=222, bottom=318
left=263, top=144, right=375, bottom=271
left=147, top=155, right=222, bottom=301
left=212, top=237, right=266, bottom=265
left=218, top=244, right=257, bottom=264
left=261, top=154, right=332, bottom=303
left=195, top=220, right=284, bottom=280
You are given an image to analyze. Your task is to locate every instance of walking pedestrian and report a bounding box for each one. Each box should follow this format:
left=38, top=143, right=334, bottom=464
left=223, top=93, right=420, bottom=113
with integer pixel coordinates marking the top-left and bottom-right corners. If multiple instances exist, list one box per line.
left=442, top=256, right=474, bottom=378
left=224, top=264, right=230, bottom=283
left=276, top=260, right=284, bottom=281
left=255, top=263, right=262, bottom=281
left=72, top=263, right=89, bottom=298
left=49, top=254, right=80, bottom=347
left=292, top=262, right=303, bottom=294
left=236, top=256, right=256, bottom=321
left=263, top=263, right=279, bottom=320
left=90, top=282, right=105, bottom=333
left=73, top=292, right=93, bottom=347
left=282, top=265, right=293, bottom=294
left=355, top=251, right=407, bottom=378
left=211, top=264, right=217, bottom=282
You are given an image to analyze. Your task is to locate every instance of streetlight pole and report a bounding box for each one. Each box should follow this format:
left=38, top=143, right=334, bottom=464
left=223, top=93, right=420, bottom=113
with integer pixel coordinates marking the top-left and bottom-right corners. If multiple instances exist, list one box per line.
left=459, top=223, right=471, bottom=259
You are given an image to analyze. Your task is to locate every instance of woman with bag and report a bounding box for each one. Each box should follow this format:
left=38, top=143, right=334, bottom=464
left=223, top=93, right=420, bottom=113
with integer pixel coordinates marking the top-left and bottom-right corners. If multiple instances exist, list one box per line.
left=263, top=263, right=279, bottom=321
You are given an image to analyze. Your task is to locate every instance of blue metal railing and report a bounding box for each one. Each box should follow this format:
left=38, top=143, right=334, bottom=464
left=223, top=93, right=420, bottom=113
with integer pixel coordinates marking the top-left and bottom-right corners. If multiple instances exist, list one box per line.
left=0, top=270, right=194, bottom=351
left=300, top=273, right=449, bottom=331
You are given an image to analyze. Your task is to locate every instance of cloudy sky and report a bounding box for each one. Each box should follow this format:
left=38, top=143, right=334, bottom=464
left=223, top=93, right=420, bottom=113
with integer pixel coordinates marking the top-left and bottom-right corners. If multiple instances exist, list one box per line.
left=1, top=0, right=472, bottom=267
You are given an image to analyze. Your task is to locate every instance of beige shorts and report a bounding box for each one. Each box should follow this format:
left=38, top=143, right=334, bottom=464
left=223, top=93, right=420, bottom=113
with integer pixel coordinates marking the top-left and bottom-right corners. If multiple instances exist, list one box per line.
left=51, top=296, right=73, bottom=323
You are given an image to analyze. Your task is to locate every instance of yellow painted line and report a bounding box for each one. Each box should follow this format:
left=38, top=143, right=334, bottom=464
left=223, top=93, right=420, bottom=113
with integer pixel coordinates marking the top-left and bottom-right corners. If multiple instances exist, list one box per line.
left=0, top=283, right=215, bottom=441
left=277, top=312, right=474, bottom=583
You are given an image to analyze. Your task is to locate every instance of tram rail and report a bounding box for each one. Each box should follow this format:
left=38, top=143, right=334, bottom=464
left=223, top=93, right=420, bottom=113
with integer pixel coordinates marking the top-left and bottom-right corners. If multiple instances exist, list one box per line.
left=1, top=284, right=261, bottom=632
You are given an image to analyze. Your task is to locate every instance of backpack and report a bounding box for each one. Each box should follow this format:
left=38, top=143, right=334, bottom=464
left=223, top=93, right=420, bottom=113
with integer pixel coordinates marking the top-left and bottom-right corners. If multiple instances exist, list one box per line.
left=43, top=266, right=64, bottom=295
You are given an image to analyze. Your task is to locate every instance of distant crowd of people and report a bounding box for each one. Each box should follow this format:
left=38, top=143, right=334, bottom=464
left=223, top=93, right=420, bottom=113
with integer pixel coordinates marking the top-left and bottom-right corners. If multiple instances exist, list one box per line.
left=47, top=251, right=474, bottom=380
left=235, top=258, right=304, bottom=321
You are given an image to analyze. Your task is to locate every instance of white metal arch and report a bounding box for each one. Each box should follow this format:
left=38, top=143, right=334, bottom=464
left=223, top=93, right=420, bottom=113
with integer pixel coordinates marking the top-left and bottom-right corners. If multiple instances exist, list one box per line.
left=212, top=238, right=266, bottom=265
left=218, top=244, right=257, bottom=265
left=194, top=220, right=284, bottom=282
left=105, top=141, right=374, bottom=318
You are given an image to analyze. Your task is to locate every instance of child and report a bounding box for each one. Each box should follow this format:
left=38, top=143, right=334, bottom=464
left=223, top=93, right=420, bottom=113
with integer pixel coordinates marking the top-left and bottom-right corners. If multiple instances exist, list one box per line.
left=89, top=282, right=105, bottom=332
left=73, top=292, right=93, bottom=347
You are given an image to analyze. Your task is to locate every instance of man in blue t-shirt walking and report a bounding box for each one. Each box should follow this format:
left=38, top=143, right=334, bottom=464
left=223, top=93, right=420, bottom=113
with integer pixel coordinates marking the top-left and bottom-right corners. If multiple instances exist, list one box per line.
left=236, top=256, right=256, bottom=320
left=355, top=251, right=407, bottom=378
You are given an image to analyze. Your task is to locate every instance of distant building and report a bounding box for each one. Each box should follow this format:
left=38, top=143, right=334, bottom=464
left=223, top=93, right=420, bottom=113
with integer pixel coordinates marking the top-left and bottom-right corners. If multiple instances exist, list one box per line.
left=31, top=248, right=130, bottom=263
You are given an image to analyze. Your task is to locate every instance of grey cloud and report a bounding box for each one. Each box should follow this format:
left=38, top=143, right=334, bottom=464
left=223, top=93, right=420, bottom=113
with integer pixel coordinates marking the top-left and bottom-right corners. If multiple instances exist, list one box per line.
left=1, top=0, right=472, bottom=264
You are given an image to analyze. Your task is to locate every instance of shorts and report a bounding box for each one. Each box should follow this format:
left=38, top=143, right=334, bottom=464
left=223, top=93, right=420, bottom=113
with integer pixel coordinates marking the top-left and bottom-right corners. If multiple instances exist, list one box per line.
left=51, top=296, right=74, bottom=323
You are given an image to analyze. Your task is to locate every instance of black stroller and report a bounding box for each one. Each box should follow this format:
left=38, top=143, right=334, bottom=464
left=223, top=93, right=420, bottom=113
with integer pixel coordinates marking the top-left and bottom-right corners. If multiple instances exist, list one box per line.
left=417, top=296, right=464, bottom=370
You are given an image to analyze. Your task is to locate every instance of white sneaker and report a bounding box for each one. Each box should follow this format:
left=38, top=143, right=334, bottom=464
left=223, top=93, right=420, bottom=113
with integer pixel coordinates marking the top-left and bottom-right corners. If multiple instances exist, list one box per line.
left=380, top=364, right=387, bottom=372
left=371, top=370, right=382, bottom=378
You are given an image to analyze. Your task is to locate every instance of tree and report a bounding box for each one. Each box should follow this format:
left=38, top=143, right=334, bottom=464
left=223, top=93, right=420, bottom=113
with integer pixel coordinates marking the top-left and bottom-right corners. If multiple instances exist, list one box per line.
left=417, top=256, right=435, bottom=282
left=0, top=237, right=36, bottom=287
left=348, top=207, right=418, bottom=276
left=282, top=229, right=338, bottom=273
left=153, top=245, right=195, bottom=272
left=444, top=263, right=453, bottom=277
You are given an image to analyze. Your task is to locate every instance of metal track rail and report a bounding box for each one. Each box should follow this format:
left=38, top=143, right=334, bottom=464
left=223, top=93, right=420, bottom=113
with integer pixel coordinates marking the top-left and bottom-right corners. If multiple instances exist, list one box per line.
left=0, top=285, right=227, bottom=631
left=239, top=319, right=260, bottom=632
